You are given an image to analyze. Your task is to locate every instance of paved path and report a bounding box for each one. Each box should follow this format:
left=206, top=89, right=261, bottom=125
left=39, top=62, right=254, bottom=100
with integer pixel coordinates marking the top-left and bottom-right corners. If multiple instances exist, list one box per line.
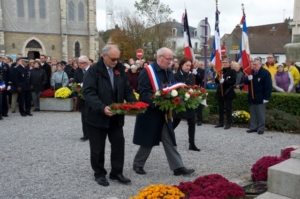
left=0, top=111, right=299, bottom=199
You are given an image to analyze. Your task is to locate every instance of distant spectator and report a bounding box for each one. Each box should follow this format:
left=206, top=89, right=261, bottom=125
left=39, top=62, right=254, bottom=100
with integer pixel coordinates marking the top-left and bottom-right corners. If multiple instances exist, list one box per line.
left=284, top=60, right=299, bottom=91
left=233, top=62, right=244, bottom=90
left=273, top=64, right=295, bottom=93
left=51, top=64, right=69, bottom=91
left=263, top=53, right=278, bottom=80
left=89, top=59, right=94, bottom=65
left=30, top=61, right=47, bottom=111
left=147, top=57, right=154, bottom=65
left=172, top=60, right=179, bottom=73
left=29, top=59, right=34, bottom=70
left=127, top=65, right=139, bottom=93
left=124, top=63, right=130, bottom=73
left=142, top=62, right=148, bottom=68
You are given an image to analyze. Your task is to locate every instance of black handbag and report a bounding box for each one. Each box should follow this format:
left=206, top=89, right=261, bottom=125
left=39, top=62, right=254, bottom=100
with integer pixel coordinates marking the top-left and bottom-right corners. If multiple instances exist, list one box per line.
left=54, top=72, right=64, bottom=90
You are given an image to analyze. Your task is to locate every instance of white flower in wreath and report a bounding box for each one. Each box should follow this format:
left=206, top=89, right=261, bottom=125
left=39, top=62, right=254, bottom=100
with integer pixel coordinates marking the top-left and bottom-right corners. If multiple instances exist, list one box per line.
left=80, top=83, right=83, bottom=87
left=155, top=90, right=161, bottom=96
left=184, top=93, right=190, bottom=101
left=170, top=90, right=178, bottom=97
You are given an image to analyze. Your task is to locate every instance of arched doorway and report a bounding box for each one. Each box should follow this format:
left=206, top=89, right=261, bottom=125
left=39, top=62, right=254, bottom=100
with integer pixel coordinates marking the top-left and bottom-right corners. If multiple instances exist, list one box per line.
left=26, top=40, right=42, bottom=59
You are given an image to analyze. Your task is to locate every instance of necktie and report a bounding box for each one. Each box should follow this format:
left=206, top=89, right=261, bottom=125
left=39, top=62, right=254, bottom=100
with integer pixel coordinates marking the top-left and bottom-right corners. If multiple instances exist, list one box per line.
left=83, top=69, right=86, bottom=74
left=108, top=68, right=114, bottom=88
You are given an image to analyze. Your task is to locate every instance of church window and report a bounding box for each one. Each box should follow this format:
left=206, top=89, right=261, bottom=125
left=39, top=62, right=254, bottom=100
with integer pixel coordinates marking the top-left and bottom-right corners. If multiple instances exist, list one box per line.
left=26, top=40, right=42, bottom=48
left=28, top=0, right=35, bottom=18
left=17, top=0, right=24, bottom=17
left=75, top=42, right=80, bottom=57
left=78, top=2, right=84, bottom=21
left=172, top=28, right=177, bottom=36
left=69, top=1, right=75, bottom=21
left=39, top=0, right=46, bottom=19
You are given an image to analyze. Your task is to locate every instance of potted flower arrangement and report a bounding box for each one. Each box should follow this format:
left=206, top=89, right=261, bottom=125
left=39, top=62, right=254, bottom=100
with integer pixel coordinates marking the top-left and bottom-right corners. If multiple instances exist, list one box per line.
left=40, top=87, right=74, bottom=111
left=109, top=102, right=149, bottom=115
left=152, top=83, right=206, bottom=114
left=130, top=184, right=185, bottom=199
left=232, top=110, right=250, bottom=123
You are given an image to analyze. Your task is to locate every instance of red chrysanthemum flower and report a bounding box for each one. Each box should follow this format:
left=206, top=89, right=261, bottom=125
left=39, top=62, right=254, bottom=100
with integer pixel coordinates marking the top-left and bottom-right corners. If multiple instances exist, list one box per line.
left=174, top=97, right=180, bottom=104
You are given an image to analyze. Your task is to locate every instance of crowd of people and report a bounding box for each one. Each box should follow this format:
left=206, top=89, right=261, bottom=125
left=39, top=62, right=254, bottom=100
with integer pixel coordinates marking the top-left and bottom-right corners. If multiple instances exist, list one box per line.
left=0, top=45, right=298, bottom=187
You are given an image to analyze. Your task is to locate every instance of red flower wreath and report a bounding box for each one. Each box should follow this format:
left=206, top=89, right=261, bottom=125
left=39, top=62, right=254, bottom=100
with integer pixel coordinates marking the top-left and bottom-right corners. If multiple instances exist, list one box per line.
left=114, top=70, right=120, bottom=75
left=173, top=97, right=180, bottom=104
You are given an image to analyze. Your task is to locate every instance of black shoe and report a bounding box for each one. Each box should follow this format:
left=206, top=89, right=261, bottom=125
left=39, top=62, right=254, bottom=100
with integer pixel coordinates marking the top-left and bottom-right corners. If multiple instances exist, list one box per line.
left=247, top=129, right=257, bottom=133
left=95, top=176, right=109, bottom=186
left=189, top=144, right=201, bottom=152
left=215, top=123, right=224, bottom=128
left=12, top=111, right=16, bottom=113
left=2, top=115, right=8, bottom=117
left=173, top=167, right=195, bottom=176
left=133, top=166, right=146, bottom=175
left=33, top=108, right=38, bottom=112
left=224, top=124, right=231, bottom=130
left=109, top=174, right=131, bottom=184
left=197, top=121, right=202, bottom=126
left=80, top=137, right=88, bottom=141
left=0, top=117, right=3, bottom=120
left=37, top=108, right=40, bottom=111
left=21, top=114, right=27, bottom=117
left=258, top=131, right=264, bottom=135
left=27, top=113, right=33, bottom=116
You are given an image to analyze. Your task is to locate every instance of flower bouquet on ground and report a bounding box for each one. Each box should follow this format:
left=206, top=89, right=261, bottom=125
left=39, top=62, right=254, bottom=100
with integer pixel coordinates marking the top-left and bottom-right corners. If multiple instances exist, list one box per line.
left=40, top=89, right=55, bottom=98
left=130, top=184, right=185, bottom=199
left=54, top=87, right=72, bottom=98
left=152, top=83, right=206, bottom=114
left=110, top=101, right=149, bottom=115
left=232, top=110, right=250, bottom=123
left=71, top=83, right=84, bottom=99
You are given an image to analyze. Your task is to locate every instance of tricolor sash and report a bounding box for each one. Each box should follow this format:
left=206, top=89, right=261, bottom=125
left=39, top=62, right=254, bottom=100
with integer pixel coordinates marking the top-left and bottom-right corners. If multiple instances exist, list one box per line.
left=145, top=64, right=161, bottom=92
left=0, top=82, right=6, bottom=91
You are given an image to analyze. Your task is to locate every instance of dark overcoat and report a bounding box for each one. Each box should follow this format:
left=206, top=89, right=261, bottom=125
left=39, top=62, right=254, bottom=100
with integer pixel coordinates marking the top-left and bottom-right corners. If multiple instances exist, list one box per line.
left=30, top=68, right=47, bottom=92
left=83, top=57, right=136, bottom=129
left=194, top=67, right=205, bottom=86
left=74, top=68, right=84, bottom=83
left=173, top=70, right=195, bottom=119
left=13, top=65, right=31, bottom=91
left=215, top=67, right=237, bottom=100
left=133, top=61, right=175, bottom=147
left=244, top=67, right=272, bottom=104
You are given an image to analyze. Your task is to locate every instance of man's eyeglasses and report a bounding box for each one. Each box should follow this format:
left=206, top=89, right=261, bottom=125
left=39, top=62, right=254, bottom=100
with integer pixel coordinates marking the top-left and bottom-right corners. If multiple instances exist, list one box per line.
left=161, top=55, right=173, bottom=62
left=267, top=57, right=273, bottom=59
left=106, top=54, right=119, bottom=62
left=78, top=62, right=87, bottom=65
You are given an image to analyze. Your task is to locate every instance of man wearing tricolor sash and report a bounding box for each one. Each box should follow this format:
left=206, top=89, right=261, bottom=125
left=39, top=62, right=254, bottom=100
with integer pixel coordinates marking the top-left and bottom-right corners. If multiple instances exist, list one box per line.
left=132, top=47, right=195, bottom=176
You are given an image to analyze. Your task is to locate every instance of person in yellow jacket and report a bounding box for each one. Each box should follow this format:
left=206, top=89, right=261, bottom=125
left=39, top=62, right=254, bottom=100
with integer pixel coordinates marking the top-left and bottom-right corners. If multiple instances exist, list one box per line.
left=284, top=60, right=299, bottom=88
left=263, top=53, right=278, bottom=79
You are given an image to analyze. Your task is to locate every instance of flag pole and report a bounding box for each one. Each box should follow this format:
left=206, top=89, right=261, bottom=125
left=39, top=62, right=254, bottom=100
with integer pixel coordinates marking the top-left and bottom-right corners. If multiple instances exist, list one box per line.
left=216, top=0, right=224, bottom=97
left=241, top=3, right=254, bottom=99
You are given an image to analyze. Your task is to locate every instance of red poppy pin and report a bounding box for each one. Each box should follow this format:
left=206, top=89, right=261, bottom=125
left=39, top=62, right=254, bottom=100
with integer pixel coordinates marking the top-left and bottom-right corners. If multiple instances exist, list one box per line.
left=114, top=70, right=120, bottom=75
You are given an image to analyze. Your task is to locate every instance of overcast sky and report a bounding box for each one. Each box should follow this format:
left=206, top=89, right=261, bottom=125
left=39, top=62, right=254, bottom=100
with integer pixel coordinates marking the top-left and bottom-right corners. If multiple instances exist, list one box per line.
left=96, top=0, right=294, bottom=35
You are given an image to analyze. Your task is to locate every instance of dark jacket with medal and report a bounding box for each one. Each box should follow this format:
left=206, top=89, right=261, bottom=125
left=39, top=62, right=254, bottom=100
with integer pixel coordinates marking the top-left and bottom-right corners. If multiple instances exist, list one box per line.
left=83, top=57, right=136, bottom=129
left=133, top=61, right=176, bottom=147
left=0, top=62, right=10, bottom=87
left=13, top=65, right=31, bottom=91
left=173, top=69, right=195, bottom=119
left=215, top=67, right=237, bottom=100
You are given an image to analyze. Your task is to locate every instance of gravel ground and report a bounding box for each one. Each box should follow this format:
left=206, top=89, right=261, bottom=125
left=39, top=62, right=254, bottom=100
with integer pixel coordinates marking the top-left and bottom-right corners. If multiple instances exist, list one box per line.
left=0, top=111, right=299, bottom=199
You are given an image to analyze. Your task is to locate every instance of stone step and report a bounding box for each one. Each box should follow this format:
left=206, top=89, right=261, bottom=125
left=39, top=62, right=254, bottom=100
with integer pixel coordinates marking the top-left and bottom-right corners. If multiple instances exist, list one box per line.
left=254, top=192, right=291, bottom=199
left=268, top=158, right=300, bottom=199
left=291, top=148, right=300, bottom=159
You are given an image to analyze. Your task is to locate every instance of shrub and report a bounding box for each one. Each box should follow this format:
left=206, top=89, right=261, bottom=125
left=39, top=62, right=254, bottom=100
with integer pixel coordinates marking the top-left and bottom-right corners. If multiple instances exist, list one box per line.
left=251, top=156, right=286, bottom=181
left=202, top=106, right=210, bottom=122
left=40, top=89, right=55, bottom=98
left=206, top=90, right=300, bottom=116
left=265, top=109, right=300, bottom=133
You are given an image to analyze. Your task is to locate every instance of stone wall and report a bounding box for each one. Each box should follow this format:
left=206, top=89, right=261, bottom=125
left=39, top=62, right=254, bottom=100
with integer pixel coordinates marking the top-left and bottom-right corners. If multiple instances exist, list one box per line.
left=4, top=32, right=62, bottom=60
left=67, top=35, right=89, bottom=59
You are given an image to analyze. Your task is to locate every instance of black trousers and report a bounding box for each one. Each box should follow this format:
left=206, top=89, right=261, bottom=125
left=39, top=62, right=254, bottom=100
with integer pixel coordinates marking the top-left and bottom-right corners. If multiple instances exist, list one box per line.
left=18, top=90, right=31, bottom=115
left=196, top=104, right=203, bottom=122
left=1, top=90, right=8, bottom=116
left=218, top=99, right=232, bottom=125
left=87, top=119, right=125, bottom=178
left=80, top=101, right=88, bottom=138
left=172, top=117, right=196, bottom=144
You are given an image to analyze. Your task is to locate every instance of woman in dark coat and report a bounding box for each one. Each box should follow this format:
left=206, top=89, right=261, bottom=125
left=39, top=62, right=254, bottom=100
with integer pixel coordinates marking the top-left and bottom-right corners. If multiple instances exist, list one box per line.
left=172, top=57, right=200, bottom=151
left=215, top=58, right=237, bottom=129
left=30, top=61, right=47, bottom=111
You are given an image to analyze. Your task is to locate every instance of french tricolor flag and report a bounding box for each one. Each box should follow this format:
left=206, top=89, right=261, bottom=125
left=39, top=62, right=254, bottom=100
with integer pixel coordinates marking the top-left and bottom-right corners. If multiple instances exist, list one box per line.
left=210, top=10, right=222, bottom=77
left=238, top=14, right=251, bottom=75
left=182, top=10, right=195, bottom=62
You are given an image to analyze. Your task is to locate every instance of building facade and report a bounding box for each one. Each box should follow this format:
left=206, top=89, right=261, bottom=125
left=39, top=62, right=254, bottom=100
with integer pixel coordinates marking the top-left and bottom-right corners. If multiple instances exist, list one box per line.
left=0, top=0, right=99, bottom=61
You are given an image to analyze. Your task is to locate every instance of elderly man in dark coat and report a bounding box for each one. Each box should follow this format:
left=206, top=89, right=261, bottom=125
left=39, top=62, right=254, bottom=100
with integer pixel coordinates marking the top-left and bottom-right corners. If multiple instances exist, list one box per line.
left=83, top=45, right=136, bottom=187
left=132, top=47, right=195, bottom=176
left=244, top=58, right=272, bottom=134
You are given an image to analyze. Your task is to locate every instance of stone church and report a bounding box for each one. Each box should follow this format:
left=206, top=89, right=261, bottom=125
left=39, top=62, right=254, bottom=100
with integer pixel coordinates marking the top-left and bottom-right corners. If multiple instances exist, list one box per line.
left=0, top=0, right=99, bottom=61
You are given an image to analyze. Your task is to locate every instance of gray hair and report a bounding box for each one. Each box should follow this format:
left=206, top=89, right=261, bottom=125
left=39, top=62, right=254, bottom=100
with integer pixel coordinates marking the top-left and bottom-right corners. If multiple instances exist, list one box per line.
left=78, top=55, right=89, bottom=63
left=102, top=44, right=120, bottom=55
left=254, top=57, right=262, bottom=64
left=156, top=47, right=172, bottom=58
